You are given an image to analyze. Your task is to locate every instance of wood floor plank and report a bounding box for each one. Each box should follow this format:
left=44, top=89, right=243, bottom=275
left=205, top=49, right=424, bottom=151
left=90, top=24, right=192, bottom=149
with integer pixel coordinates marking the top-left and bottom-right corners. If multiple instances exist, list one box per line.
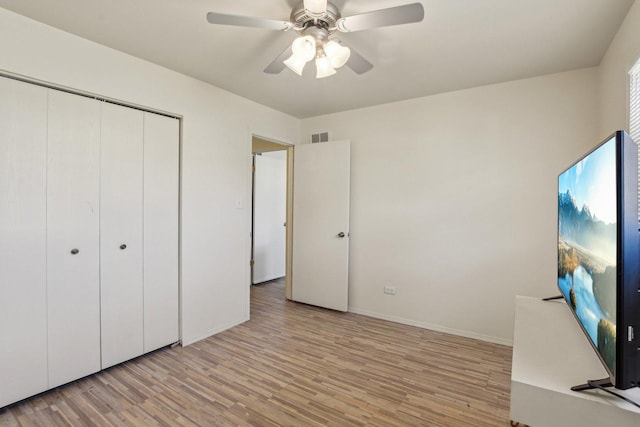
left=0, top=278, right=512, bottom=425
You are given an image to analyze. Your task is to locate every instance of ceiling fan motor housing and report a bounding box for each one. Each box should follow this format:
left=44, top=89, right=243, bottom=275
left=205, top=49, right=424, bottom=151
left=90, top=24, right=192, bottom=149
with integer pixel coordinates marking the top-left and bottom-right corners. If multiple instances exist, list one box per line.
left=291, top=1, right=340, bottom=35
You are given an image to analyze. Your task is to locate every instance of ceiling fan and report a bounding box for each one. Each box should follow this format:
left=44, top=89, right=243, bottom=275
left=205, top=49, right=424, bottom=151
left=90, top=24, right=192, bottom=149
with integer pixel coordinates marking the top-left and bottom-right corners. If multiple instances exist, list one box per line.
left=206, top=0, right=425, bottom=78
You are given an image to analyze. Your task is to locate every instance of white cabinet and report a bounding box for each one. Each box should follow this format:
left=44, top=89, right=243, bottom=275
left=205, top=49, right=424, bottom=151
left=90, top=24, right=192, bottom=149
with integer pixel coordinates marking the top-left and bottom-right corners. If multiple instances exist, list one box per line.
left=46, top=90, right=102, bottom=388
left=143, top=113, right=180, bottom=352
left=511, top=296, right=640, bottom=426
left=0, top=78, right=48, bottom=408
left=0, top=76, right=179, bottom=408
left=100, top=102, right=144, bottom=369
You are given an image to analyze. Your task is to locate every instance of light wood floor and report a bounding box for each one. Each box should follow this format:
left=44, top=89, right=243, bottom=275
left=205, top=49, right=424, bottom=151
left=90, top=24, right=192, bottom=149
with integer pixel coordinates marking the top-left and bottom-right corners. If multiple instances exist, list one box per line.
left=0, top=279, right=512, bottom=426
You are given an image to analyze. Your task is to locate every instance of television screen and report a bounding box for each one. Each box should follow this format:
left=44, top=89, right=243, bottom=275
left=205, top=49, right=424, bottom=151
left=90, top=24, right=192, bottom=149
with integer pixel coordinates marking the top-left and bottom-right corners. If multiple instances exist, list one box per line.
left=557, top=130, right=640, bottom=390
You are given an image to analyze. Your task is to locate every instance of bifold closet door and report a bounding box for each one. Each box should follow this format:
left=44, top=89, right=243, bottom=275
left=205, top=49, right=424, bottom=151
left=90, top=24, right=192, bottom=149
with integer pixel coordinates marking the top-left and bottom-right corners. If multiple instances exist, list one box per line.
left=143, top=113, right=179, bottom=352
left=100, top=103, right=144, bottom=369
left=47, top=90, right=101, bottom=388
left=0, top=78, right=48, bottom=407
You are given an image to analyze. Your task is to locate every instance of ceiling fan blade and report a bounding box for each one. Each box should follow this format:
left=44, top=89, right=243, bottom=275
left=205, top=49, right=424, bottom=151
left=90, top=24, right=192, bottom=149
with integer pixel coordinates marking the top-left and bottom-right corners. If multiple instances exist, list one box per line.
left=207, top=12, right=293, bottom=31
left=336, top=3, right=424, bottom=33
left=264, top=46, right=293, bottom=74
left=346, top=48, right=373, bottom=74
left=304, top=0, right=328, bottom=15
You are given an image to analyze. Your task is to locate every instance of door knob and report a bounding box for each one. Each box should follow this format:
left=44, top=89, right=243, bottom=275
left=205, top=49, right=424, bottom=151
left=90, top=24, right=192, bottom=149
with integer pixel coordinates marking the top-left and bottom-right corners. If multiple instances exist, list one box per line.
left=120, top=244, right=127, bottom=250
left=70, top=248, right=79, bottom=255
left=337, top=232, right=346, bottom=238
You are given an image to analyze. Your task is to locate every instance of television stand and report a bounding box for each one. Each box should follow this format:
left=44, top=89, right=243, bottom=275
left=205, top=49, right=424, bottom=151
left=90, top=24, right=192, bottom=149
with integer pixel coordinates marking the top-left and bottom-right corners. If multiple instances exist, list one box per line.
left=510, top=296, right=640, bottom=426
left=542, top=295, right=563, bottom=301
left=572, top=378, right=613, bottom=391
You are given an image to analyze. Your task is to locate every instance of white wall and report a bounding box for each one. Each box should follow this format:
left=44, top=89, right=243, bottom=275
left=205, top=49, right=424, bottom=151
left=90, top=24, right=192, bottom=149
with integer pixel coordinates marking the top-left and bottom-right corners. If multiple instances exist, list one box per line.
left=0, top=7, right=300, bottom=346
left=599, top=0, right=640, bottom=136
left=0, top=4, right=621, bottom=348
left=301, top=69, right=600, bottom=344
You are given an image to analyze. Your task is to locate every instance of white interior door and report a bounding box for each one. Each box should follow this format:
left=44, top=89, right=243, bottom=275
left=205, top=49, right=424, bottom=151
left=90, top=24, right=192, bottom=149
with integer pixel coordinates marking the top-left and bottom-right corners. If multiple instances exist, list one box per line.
left=100, top=102, right=144, bottom=369
left=47, top=90, right=101, bottom=387
left=143, top=112, right=179, bottom=353
left=292, top=140, right=350, bottom=311
left=0, top=77, right=48, bottom=407
left=253, top=151, right=287, bottom=284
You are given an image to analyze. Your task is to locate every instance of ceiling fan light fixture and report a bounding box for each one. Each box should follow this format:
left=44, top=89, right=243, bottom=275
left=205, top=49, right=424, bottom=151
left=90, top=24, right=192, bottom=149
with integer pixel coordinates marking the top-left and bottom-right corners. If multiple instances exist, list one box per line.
left=291, top=35, right=317, bottom=62
left=323, top=40, right=351, bottom=69
left=315, top=54, right=336, bottom=79
left=284, top=54, right=308, bottom=76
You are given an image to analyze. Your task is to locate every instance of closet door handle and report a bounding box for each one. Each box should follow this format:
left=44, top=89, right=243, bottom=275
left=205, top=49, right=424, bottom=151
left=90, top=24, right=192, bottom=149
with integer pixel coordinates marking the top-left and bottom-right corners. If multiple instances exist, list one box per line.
left=70, top=248, right=79, bottom=255
left=120, top=244, right=127, bottom=250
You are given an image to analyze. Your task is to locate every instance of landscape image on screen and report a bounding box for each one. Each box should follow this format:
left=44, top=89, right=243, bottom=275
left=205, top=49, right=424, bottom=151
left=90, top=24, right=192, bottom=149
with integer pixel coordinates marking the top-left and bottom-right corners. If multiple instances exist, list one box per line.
left=558, top=138, right=617, bottom=376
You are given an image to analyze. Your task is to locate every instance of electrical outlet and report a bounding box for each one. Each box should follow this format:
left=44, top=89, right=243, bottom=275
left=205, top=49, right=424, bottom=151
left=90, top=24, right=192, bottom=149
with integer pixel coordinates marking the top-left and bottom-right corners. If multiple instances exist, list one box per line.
left=384, top=286, right=396, bottom=295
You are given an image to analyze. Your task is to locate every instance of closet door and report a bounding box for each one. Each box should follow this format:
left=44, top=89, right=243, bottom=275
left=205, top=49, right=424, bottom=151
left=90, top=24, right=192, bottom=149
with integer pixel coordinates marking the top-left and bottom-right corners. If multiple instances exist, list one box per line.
left=143, top=113, right=179, bottom=352
left=0, top=78, right=48, bottom=407
left=100, top=103, right=144, bottom=368
left=47, top=90, right=101, bottom=388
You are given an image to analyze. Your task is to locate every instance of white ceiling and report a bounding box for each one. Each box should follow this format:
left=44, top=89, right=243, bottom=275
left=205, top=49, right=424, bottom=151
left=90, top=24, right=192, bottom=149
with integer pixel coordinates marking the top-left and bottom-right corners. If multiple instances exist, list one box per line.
left=0, top=0, right=634, bottom=118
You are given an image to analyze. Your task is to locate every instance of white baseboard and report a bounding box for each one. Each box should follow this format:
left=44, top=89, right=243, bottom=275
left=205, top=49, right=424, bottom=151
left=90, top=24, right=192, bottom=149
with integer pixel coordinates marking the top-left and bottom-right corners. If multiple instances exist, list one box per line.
left=181, top=315, right=249, bottom=347
left=347, top=306, right=513, bottom=347
left=182, top=309, right=512, bottom=348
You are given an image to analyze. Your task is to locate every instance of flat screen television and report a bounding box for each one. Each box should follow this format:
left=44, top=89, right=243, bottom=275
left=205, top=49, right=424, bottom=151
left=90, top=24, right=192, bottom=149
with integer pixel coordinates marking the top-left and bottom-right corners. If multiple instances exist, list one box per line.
left=557, top=130, right=640, bottom=390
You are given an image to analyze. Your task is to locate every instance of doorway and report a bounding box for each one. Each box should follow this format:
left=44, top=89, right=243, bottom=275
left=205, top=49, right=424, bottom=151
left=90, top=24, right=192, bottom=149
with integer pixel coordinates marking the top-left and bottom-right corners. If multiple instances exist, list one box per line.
left=249, top=135, right=351, bottom=311
left=251, top=136, right=293, bottom=299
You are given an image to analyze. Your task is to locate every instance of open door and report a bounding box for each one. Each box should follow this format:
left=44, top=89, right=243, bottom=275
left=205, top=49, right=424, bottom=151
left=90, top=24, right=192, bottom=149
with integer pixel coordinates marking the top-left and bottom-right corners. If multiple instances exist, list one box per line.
left=292, top=140, right=350, bottom=311
left=252, top=151, right=286, bottom=283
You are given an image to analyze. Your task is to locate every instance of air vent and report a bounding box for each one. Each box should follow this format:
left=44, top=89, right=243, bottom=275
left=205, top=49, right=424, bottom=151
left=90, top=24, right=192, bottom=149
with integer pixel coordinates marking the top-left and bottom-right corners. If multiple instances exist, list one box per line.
left=311, top=132, right=329, bottom=143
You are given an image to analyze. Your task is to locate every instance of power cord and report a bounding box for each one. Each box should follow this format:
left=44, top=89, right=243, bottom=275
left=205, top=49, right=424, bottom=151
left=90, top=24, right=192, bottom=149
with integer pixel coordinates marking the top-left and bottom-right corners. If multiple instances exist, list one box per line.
left=587, top=380, right=640, bottom=409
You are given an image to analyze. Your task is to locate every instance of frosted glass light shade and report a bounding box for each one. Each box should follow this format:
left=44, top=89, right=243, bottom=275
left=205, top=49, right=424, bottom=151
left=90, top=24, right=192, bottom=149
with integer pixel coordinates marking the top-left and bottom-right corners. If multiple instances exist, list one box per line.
left=291, top=36, right=316, bottom=62
left=284, top=54, right=307, bottom=76
left=304, top=0, right=327, bottom=15
left=315, top=55, right=336, bottom=78
left=323, top=41, right=351, bottom=69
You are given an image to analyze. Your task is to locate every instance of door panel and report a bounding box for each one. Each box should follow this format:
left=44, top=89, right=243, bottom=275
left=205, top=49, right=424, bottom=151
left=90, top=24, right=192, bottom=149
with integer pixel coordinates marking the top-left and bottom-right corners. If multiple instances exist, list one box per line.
left=254, top=151, right=287, bottom=284
left=0, top=78, right=48, bottom=407
left=47, top=90, right=101, bottom=387
left=292, top=140, right=350, bottom=311
left=100, top=102, right=144, bottom=369
left=143, top=112, right=180, bottom=353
